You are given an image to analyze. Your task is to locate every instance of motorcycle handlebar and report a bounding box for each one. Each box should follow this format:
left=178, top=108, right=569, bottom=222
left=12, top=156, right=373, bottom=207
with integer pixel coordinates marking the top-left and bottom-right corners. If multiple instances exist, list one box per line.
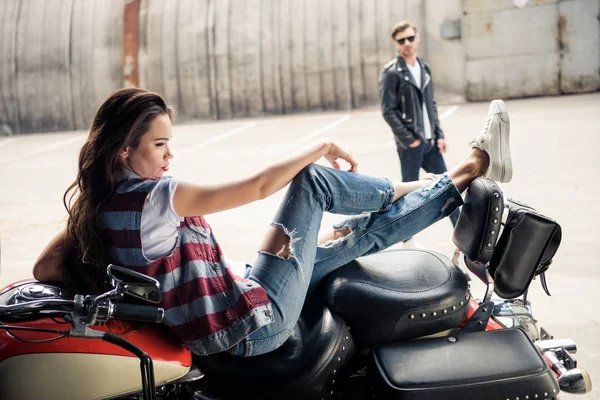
left=0, top=297, right=164, bottom=325
left=0, top=299, right=75, bottom=317
left=110, top=303, right=164, bottom=323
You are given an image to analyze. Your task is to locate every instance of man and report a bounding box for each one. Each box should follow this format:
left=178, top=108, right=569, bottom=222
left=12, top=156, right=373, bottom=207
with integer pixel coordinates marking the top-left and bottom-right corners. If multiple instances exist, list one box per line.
left=379, top=20, right=460, bottom=245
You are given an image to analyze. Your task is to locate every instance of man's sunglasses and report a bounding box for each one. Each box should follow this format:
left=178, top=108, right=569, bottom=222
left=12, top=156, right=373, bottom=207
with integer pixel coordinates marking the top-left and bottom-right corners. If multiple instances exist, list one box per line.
left=396, top=35, right=416, bottom=45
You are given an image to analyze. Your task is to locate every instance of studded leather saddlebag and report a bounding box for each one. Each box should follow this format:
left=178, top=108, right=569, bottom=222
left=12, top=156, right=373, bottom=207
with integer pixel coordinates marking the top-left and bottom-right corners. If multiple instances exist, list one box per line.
left=370, top=328, right=559, bottom=400
left=489, top=198, right=562, bottom=299
left=452, top=176, right=504, bottom=264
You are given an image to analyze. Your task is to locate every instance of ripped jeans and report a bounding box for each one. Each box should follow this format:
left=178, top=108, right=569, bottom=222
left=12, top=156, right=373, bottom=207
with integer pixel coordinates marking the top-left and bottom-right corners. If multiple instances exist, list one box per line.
left=228, top=164, right=463, bottom=356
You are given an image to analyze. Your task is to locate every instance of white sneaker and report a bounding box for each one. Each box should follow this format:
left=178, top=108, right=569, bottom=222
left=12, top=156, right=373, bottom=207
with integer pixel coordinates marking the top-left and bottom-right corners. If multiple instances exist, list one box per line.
left=469, top=100, right=512, bottom=183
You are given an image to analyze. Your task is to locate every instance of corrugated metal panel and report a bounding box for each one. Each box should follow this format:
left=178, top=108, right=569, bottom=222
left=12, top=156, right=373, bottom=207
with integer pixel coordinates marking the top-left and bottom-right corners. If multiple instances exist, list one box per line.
left=16, top=0, right=75, bottom=133
left=71, top=0, right=123, bottom=131
left=0, top=0, right=21, bottom=135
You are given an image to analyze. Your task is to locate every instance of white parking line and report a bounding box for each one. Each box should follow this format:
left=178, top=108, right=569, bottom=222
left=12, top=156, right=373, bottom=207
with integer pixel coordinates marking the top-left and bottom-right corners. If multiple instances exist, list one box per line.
left=296, top=114, right=352, bottom=144
left=254, top=114, right=352, bottom=154
left=178, top=121, right=257, bottom=155
left=439, top=105, right=459, bottom=120
left=0, top=134, right=87, bottom=166
left=0, top=138, right=15, bottom=148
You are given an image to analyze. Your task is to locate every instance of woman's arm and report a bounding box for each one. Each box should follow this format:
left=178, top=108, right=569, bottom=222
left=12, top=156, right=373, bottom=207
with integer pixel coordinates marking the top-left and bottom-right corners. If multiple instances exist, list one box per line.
left=173, top=139, right=358, bottom=217
left=32, top=228, right=71, bottom=282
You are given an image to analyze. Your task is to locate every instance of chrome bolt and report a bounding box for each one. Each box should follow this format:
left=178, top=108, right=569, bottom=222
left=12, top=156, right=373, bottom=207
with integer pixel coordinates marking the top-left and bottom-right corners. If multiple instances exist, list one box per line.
left=494, top=193, right=500, bottom=198
left=447, top=337, right=457, bottom=343
left=409, top=314, right=415, bottom=319
left=421, top=313, right=426, bottom=318
left=494, top=206, right=499, bottom=212
left=452, top=306, right=456, bottom=310
left=443, top=309, right=448, bottom=314
left=490, top=230, right=495, bottom=235
left=493, top=218, right=498, bottom=224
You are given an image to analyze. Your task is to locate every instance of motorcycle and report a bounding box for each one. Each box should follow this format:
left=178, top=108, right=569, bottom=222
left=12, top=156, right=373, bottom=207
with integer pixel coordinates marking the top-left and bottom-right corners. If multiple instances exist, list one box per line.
left=0, top=177, right=593, bottom=400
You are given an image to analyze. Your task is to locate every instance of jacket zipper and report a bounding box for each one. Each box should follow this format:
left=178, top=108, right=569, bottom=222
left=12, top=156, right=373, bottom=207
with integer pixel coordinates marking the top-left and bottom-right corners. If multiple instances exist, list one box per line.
left=411, top=89, right=420, bottom=140
left=401, top=94, right=406, bottom=119
left=423, top=73, right=431, bottom=90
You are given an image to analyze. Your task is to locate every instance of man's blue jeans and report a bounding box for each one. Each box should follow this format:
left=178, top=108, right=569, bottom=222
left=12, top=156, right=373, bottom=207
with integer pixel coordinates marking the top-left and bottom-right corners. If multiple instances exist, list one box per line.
left=228, top=164, right=463, bottom=356
left=397, top=140, right=460, bottom=226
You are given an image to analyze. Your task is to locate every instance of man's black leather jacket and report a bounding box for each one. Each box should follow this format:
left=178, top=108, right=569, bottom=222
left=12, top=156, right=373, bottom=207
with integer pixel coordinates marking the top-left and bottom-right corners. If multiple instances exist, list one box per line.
left=379, top=56, right=445, bottom=149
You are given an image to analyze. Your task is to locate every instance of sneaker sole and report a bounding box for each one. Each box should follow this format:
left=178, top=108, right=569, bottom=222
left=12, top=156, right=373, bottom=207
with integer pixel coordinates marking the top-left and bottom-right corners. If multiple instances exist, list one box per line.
left=492, top=100, right=512, bottom=182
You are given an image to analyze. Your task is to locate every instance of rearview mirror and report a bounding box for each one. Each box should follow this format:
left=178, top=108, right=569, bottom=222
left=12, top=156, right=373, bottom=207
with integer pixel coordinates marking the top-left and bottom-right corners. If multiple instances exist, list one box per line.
left=107, top=264, right=161, bottom=303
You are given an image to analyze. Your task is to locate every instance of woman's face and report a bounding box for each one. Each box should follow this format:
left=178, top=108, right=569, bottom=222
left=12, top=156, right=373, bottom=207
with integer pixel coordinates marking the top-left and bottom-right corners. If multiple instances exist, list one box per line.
left=120, top=114, right=173, bottom=177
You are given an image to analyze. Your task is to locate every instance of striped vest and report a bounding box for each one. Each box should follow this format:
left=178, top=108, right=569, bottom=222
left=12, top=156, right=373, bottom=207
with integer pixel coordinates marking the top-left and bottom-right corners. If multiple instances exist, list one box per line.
left=98, top=177, right=274, bottom=355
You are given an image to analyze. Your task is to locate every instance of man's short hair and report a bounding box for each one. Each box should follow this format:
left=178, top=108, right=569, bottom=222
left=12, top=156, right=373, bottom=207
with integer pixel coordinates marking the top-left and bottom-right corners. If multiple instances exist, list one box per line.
left=390, top=21, right=418, bottom=39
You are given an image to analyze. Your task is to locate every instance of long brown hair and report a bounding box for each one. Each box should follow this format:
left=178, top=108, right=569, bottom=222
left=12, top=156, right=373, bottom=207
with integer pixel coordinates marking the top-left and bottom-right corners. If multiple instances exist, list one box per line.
left=63, top=88, right=174, bottom=294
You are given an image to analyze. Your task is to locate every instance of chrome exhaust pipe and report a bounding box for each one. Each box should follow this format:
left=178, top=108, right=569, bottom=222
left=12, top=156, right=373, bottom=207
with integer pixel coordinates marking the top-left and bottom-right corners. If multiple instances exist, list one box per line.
left=536, top=338, right=577, bottom=354
left=544, top=350, right=592, bottom=394
left=558, top=368, right=592, bottom=394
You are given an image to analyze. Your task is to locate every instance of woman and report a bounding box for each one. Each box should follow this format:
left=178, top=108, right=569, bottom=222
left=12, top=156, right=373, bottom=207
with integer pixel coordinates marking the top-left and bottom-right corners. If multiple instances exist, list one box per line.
left=33, top=88, right=512, bottom=356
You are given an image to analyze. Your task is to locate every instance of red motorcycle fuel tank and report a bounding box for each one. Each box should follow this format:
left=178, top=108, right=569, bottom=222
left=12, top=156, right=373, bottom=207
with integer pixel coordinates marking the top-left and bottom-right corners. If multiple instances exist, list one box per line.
left=0, top=281, right=192, bottom=400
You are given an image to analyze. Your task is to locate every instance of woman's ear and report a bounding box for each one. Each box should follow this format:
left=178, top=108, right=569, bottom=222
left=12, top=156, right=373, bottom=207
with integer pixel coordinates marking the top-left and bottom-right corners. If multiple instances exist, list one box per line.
left=119, top=146, right=129, bottom=160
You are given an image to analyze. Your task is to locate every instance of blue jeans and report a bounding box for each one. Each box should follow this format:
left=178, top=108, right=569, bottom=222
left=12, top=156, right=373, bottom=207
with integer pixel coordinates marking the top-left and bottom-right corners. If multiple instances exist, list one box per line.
left=229, top=164, right=463, bottom=356
left=397, top=140, right=460, bottom=226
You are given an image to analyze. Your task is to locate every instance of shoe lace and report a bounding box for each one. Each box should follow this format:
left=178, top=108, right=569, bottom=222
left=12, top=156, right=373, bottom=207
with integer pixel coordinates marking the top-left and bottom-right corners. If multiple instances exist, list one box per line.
left=484, top=116, right=492, bottom=131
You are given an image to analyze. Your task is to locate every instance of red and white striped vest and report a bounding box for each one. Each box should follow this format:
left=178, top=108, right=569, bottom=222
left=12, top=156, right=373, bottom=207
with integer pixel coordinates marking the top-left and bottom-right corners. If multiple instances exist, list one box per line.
left=98, top=177, right=274, bottom=355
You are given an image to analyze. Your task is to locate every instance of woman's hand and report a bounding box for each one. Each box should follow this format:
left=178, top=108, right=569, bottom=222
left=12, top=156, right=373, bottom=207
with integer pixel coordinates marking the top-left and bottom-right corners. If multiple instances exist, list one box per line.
left=322, top=140, right=359, bottom=172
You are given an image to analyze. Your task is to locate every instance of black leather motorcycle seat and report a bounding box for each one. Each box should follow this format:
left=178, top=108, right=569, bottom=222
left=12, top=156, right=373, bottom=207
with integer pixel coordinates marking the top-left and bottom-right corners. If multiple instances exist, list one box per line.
left=324, top=249, right=470, bottom=346
left=197, top=290, right=356, bottom=400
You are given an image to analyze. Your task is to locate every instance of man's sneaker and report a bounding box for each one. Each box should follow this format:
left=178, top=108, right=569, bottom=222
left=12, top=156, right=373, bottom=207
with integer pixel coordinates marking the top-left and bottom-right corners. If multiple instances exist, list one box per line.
left=469, top=100, right=512, bottom=183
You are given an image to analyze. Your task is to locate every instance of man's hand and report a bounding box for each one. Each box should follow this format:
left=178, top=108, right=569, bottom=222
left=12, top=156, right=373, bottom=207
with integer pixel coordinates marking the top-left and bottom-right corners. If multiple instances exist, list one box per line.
left=408, top=139, right=421, bottom=148
left=437, top=138, right=447, bottom=154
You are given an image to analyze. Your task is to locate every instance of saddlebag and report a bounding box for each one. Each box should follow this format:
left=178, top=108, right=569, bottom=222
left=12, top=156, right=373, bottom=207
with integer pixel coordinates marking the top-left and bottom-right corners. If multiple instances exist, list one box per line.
left=488, top=198, right=562, bottom=299
left=452, top=177, right=504, bottom=264
left=453, top=177, right=562, bottom=299
left=370, top=328, right=559, bottom=400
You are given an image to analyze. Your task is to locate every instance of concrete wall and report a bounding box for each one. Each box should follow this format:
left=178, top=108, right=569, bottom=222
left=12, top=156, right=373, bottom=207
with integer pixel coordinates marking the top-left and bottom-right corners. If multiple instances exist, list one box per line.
left=0, top=0, right=598, bottom=134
